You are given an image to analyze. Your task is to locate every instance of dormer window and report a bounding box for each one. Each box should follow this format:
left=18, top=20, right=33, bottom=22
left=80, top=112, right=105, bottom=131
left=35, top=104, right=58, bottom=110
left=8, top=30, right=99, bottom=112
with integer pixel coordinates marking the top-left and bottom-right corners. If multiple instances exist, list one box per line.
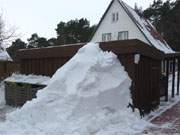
left=112, top=12, right=119, bottom=22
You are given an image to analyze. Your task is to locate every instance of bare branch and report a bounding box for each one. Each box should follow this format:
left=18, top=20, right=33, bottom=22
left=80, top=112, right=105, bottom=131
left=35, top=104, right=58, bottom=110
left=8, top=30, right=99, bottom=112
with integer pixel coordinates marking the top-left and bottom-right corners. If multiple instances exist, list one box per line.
left=0, top=13, right=18, bottom=48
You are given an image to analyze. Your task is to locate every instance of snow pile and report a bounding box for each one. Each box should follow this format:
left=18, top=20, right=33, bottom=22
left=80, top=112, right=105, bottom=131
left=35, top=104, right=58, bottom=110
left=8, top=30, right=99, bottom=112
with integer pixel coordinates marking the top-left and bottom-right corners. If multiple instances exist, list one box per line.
left=0, top=49, right=12, bottom=61
left=5, top=74, right=50, bottom=86
left=0, top=82, right=5, bottom=109
left=0, top=43, right=148, bottom=135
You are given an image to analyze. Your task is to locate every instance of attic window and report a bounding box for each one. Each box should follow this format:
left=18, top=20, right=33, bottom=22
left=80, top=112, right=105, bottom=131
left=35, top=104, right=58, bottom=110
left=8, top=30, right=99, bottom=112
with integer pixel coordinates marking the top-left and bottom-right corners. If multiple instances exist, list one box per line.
left=102, top=33, right=112, bottom=42
left=118, top=31, right=128, bottom=40
left=112, top=13, right=119, bottom=22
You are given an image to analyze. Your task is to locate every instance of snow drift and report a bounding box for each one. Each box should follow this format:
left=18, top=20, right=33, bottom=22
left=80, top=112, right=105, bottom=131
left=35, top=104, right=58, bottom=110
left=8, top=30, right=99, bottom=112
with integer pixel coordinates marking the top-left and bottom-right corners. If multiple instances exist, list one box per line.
left=0, top=43, right=148, bottom=135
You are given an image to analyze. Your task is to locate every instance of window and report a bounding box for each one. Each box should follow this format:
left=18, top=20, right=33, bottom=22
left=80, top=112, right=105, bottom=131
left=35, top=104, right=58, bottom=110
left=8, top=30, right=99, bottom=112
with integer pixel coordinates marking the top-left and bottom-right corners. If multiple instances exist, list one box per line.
left=112, top=12, right=119, bottom=22
left=102, top=33, right=112, bottom=42
left=116, top=13, right=119, bottom=21
left=118, top=31, right=128, bottom=40
left=112, top=13, right=116, bottom=22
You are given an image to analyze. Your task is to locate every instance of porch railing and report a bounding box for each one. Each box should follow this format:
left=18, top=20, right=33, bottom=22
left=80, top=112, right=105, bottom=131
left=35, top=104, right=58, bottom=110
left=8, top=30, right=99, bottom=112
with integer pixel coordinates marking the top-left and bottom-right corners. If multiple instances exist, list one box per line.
left=162, top=53, right=180, bottom=101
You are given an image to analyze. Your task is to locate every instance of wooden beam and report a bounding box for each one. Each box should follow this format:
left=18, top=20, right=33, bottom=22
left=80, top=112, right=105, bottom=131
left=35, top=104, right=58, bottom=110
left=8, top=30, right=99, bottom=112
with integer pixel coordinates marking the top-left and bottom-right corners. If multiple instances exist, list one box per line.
left=165, top=59, right=169, bottom=101
left=172, top=58, right=175, bottom=98
left=177, top=58, right=180, bottom=95
left=163, top=60, right=166, bottom=73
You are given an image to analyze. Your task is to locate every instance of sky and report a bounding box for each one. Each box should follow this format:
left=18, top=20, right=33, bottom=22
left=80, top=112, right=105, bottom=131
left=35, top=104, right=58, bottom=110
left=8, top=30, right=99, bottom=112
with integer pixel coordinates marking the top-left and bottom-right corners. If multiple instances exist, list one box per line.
left=0, top=0, right=167, bottom=42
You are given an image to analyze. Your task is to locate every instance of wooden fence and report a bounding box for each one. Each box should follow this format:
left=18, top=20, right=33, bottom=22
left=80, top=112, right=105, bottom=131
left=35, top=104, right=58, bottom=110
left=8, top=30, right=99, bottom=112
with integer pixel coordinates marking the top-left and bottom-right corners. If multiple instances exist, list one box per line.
left=0, top=61, right=20, bottom=80
left=18, top=39, right=168, bottom=113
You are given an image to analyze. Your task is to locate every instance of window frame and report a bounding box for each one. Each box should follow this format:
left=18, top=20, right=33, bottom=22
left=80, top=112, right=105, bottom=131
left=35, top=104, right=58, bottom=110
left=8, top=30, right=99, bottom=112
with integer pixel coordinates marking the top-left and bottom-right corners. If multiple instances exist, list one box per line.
left=102, top=33, right=112, bottom=42
left=118, top=31, right=129, bottom=40
left=112, top=12, right=119, bottom=22
left=116, top=13, right=119, bottom=21
left=112, top=13, right=116, bottom=22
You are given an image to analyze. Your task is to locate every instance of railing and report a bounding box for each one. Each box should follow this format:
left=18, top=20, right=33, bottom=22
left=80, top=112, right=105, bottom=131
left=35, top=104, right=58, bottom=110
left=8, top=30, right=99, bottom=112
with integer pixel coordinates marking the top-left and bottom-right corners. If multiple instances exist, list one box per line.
left=162, top=53, right=180, bottom=101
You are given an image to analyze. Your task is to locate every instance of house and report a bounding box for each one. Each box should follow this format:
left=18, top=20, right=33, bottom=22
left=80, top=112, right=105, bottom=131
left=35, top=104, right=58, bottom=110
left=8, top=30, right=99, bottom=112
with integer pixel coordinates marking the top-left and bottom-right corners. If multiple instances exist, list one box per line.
left=0, top=48, right=12, bottom=62
left=0, top=47, right=12, bottom=80
left=90, top=0, right=174, bottom=54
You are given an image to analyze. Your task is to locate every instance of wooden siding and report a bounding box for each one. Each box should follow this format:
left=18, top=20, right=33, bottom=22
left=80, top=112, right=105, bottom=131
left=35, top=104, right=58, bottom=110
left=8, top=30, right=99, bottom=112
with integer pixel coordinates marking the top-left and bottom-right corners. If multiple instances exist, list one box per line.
left=0, top=61, right=20, bottom=80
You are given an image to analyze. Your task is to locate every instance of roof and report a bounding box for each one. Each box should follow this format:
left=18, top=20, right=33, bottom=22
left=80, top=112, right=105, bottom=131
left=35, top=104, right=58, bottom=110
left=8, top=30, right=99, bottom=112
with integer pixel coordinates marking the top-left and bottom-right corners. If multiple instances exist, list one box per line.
left=90, top=0, right=174, bottom=54
left=18, top=39, right=164, bottom=60
left=5, top=73, right=50, bottom=86
left=0, top=48, right=12, bottom=61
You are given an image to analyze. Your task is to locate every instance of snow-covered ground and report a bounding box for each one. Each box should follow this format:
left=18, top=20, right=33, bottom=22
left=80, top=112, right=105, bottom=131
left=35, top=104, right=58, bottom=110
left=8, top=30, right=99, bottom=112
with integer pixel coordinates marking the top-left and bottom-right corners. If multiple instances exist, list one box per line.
left=0, top=43, right=149, bottom=135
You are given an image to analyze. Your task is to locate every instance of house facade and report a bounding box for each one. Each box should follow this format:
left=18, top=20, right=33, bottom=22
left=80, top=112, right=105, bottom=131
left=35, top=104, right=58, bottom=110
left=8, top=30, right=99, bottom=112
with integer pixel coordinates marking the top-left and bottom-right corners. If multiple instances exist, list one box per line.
left=90, top=0, right=174, bottom=54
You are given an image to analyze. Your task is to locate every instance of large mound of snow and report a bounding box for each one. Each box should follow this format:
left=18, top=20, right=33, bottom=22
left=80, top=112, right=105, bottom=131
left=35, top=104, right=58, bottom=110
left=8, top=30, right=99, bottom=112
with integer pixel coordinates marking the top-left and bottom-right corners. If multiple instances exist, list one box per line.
left=0, top=43, right=148, bottom=135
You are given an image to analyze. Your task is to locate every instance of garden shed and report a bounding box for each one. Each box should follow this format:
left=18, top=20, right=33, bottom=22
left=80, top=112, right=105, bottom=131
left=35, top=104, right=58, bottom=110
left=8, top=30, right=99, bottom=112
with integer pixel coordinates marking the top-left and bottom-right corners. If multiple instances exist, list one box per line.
left=16, top=39, right=173, bottom=113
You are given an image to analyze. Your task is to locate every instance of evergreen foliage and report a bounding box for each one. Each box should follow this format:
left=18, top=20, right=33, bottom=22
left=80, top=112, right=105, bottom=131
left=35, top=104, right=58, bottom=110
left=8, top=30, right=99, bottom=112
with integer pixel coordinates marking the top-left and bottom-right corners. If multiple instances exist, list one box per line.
left=56, top=18, right=96, bottom=45
left=142, top=0, right=180, bottom=51
left=7, top=39, right=26, bottom=60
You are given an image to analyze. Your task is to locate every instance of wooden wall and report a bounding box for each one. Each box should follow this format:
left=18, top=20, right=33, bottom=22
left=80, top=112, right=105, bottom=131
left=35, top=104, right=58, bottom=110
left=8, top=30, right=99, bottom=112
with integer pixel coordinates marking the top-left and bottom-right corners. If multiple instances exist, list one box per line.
left=0, top=61, right=20, bottom=80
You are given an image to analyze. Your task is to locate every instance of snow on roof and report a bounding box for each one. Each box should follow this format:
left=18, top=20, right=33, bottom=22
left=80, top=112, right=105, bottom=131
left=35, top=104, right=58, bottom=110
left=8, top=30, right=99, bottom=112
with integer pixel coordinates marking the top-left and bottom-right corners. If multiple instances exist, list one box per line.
left=0, top=49, right=12, bottom=61
left=119, top=0, right=174, bottom=53
left=5, top=74, right=50, bottom=86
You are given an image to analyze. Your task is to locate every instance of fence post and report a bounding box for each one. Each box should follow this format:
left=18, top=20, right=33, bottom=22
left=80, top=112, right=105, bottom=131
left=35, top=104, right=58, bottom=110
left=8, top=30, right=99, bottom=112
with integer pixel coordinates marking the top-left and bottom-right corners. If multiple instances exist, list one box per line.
left=172, top=58, right=175, bottom=98
left=165, top=59, right=169, bottom=101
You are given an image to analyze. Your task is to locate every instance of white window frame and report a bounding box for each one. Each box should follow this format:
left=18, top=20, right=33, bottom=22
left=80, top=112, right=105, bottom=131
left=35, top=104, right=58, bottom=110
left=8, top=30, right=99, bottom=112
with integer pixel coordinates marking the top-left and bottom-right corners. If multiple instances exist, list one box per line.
left=112, top=12, right=119, bottom=22
left=102, top=33, right=112, bottom=42
left=118, top=31, right=129, bottom=40
left=116, top=13, right=119, bottom=21
left=112, top=13, right=116, bottom=22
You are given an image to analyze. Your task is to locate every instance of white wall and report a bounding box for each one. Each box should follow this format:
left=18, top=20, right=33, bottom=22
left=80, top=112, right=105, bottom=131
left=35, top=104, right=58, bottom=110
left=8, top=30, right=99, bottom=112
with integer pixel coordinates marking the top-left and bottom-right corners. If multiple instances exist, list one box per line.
left=91, top=0, right=149, bottom=45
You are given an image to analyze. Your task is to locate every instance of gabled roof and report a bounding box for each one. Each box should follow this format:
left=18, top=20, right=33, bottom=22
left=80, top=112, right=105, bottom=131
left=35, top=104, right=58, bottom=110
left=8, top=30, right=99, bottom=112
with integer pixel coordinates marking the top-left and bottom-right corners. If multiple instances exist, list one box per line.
left=90, top=0, right=174, bottom=54
left=0, top=48, right=12, bottom=61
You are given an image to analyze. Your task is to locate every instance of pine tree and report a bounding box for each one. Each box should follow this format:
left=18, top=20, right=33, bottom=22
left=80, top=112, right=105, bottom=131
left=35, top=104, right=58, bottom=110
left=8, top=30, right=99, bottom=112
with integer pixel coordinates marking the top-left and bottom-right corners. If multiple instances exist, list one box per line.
left=27, top=33, right=50, bottom=48
left=7, top=39, right=26, bottom=60
left=56, top=18, right=96, bottom=45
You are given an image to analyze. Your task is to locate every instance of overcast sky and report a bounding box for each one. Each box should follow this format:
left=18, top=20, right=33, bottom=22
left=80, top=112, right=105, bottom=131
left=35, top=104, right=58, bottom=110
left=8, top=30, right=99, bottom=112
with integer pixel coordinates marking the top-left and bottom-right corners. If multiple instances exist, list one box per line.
left=0, top=0, right=166, bottom=41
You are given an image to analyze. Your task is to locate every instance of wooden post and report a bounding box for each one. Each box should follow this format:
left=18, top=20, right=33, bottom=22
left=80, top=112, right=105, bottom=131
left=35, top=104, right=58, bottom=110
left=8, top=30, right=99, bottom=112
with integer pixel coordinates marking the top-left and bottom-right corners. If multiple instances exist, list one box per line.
left=177, top=58, right=180, bottom=95
left=165, top=59, right=169, bottom=101
left=163, top=60, right=166, bottom=73
left=172, top=58, right=175, bottom=98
